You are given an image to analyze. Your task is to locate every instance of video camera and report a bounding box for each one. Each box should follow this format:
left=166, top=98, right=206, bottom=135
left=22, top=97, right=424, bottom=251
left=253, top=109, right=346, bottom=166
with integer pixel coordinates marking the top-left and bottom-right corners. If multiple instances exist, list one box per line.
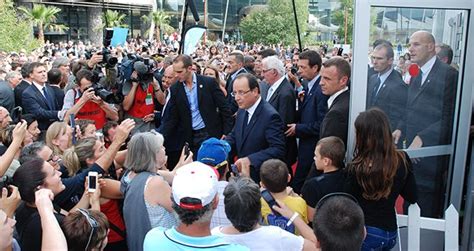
left=89, top=67, right=124, bottom=104
left=120, top=54, right=156, bottom=90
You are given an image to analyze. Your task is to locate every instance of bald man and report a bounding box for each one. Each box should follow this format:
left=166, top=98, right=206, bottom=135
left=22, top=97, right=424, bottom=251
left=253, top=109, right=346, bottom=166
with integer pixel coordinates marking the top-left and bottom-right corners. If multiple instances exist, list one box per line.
left=393, top=30, right=458, bottom=217
left=157, top=65, right=182, bottom=169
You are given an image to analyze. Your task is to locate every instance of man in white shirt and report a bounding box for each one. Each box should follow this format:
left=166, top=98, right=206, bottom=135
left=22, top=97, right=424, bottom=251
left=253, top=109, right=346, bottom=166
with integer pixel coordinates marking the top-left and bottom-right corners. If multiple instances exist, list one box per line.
left=393, top=30, right=458, bottom=217
left=319, top=57, right=351, bottom=146
left=22, top=62, right=65, bottom=132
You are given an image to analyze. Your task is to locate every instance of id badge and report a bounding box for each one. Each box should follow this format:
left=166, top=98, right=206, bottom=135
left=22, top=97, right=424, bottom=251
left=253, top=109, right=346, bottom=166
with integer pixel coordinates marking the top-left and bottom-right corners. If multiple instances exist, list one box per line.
left=145, top=92, right=153, bottom=105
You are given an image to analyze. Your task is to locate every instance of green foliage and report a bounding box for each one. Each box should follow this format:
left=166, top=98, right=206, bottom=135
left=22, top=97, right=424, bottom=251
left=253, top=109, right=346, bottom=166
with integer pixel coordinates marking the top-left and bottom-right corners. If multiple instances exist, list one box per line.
left=141, top=11, right=174, bottom=41
left=18, top=3, right=68, bottom=43
left=331, top=0, right=353, bottom=44
left=240, top=0, right=308, bottom=46
left=101, top=10, right=128, bottom=28
left=0, top=0, right=41, bottom=52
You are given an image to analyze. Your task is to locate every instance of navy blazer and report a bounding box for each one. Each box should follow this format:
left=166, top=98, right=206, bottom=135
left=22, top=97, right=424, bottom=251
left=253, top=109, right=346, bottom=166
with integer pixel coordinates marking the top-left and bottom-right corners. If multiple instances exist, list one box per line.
left=367, top=70, right=407, bottom=131
left=158, top=92, right=185, bottom=152
left=292, top=77, right=328, bottom=191
left=226, top=99, right=286, bottom=182
left=161, top=74, right=233, bottom=147
left=22, top=84, right=60, bottom=130
left=397, top=58, right=458, bottom=146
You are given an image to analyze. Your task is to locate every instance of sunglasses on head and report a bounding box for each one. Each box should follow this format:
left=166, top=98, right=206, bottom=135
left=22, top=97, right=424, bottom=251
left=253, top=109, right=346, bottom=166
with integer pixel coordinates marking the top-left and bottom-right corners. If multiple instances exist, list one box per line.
left=77, top=208, right=99, bottom=251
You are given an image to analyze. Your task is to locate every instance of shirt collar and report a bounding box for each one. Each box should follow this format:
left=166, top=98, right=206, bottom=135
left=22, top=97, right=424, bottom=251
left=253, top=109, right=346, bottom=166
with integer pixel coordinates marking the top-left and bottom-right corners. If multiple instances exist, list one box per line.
left=269, top=75, right=285, bottom=92
left=246, top=96, right=262, bottom=118
left=33, top=82, right=45, bottom=91
left=378, top=67, right=393, bottom=85
left=231, top=68, right=245, bottom=80
left=308, top=74, right=320, bottom=91
left=327, top=86, right=348, bottom=108
left=420, top=55, right=437, bottom=76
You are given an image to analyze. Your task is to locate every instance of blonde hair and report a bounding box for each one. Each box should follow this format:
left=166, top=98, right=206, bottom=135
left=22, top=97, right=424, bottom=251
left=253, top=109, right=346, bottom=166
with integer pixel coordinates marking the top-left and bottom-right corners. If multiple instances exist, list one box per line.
left=62, top=138, right=96, bottom=176
left=46, top=122, right=70, bottom=156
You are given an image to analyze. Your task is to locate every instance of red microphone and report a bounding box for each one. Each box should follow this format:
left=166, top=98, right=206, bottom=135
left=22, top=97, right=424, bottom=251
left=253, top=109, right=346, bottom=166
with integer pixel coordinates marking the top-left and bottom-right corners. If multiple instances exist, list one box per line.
left=408, top=64, right=420, bottom=77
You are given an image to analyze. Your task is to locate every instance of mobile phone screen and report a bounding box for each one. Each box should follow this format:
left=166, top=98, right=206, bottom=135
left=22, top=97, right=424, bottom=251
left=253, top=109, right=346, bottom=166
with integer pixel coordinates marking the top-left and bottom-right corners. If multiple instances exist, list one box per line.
left=89, top=175, right=97, bottom=189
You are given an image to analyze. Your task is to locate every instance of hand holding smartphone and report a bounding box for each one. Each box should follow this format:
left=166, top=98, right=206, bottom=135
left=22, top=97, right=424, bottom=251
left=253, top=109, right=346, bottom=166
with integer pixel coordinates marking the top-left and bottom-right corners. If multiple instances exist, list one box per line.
left=88, top=172, right=98, bottom=193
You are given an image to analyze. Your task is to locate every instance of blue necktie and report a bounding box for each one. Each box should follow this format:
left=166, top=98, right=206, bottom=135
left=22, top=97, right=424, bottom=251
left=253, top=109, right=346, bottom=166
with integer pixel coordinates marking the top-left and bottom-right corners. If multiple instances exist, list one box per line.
left=42, top=87, right=54, bottom=109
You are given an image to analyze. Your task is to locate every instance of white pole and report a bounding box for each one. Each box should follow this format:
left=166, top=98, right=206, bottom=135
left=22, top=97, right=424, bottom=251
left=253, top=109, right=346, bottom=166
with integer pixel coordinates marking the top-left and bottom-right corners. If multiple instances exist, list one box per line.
left=222, top=0, right=230, bottom=41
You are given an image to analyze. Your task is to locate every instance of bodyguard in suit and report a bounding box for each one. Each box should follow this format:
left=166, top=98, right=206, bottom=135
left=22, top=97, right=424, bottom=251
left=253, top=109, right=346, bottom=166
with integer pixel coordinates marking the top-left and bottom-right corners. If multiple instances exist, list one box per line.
left=160, top=55, right=233, bottom=156
left=225, top=73, right=286, bottom=183
left=157, top=65, right=183, bottom=169
left=14, top=62, right=33, bottom=109
left=225, top=52, right=247, bottom=115
left=261, top=56, right=297, bottom=169
left=367, top=43, right=407, bottom=131
left=286, top=50, right=328, bottom=193
left=319, top=57, right=351, bottom=146
left=393, top=31, right=458, bottom=217
left=22, top=62, right=65, bottom=131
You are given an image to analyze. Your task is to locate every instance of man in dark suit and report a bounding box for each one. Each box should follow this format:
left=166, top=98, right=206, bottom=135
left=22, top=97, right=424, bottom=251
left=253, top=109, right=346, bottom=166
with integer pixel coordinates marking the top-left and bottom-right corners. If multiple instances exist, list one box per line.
left=393, top=31, right=458, bottom=217
left=225, top=73, right=286, bottom=183
left=157, top=65, right=183, bottom=169
left=261, top=56, right=297, bottom=170
left=160, top=55, right=233, bottom=156
left=22, top=62, right=65, bottom=131
left=14, top=62, right=33, bottom=109
left=367, top=43, right=407, bottom=131
left=225, top=52, right=247, bottom=115
left=286, top=50, right=328, bottom=193
left=319, top=57, right=351, bottom=146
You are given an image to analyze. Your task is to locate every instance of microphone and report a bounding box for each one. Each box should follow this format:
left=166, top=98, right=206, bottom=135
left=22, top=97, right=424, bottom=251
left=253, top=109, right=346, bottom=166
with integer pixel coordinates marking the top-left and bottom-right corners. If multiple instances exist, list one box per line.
left=187, top=0, right=200, bottom=22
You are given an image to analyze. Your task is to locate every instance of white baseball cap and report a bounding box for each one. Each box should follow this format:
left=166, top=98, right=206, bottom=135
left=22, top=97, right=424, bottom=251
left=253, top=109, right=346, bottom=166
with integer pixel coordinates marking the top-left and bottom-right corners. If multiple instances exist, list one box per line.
left=172, top=162, right=219, bottom=210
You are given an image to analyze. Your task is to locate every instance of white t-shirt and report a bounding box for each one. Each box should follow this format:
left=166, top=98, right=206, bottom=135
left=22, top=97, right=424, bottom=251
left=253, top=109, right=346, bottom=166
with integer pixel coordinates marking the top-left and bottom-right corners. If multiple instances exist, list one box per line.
left=211, top=225, right=304, bottom=251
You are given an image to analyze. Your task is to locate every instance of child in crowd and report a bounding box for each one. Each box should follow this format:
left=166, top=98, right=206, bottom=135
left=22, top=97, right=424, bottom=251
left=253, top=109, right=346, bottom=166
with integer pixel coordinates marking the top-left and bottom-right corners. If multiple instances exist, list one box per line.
left=259, top=159, right=308, bottom=232
left=301, top=136, right=346, bottom=222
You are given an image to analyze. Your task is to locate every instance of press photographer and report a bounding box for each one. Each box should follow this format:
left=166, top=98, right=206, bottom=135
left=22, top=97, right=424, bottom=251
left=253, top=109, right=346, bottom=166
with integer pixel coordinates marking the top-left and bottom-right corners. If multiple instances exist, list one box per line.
left=122, top=57, right=163, bottom=133
left=62, top=69, right=119, bottom=130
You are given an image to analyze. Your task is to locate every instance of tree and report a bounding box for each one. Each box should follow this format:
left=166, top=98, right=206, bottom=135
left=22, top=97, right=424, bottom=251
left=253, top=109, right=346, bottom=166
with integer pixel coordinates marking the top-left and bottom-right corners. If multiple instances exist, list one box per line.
left=0, top=0, right=41, bottom=52
left=101, top=10, right=128, bottom=28
left=239, top=0, right=308, bottom=45
left=141, top=11, right=173, bottom=42
left=18, top=4, right=68, bottom=43
left=332, top=0, right=353, bottom=44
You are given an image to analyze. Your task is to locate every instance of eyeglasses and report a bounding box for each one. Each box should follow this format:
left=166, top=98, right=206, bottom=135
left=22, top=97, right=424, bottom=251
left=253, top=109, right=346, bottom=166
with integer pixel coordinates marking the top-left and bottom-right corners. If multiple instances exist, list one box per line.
left=47, top=153, right=59, bottom=163
left=231, top=89, right=252, bottom=97
left=262, top=68, right=274, bottom=73
left=77, top=208, right=99, bottom=251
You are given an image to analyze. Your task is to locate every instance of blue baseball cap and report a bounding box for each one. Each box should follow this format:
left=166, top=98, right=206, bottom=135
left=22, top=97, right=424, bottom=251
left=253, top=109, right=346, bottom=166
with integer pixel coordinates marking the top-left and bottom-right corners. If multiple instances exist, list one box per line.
left=197, top=138, right=231, bottom=167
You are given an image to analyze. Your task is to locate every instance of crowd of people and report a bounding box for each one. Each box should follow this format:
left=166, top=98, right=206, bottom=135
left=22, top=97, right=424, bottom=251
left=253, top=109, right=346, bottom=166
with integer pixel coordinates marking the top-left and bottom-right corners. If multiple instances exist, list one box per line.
left=0, top=28, right=459, bottom=251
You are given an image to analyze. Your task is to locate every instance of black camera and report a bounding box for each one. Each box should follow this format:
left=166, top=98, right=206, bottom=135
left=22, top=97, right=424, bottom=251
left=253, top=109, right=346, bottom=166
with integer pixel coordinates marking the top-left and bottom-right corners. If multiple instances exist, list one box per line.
left=290, top=66, right=298, bottom=75
left=0, top=176, right=14, bottom=197
left=100, top=28, right=118, bottom=68
left=92, top=83, right=123, bottom=104
left=131, top=57, right=155, bottom=84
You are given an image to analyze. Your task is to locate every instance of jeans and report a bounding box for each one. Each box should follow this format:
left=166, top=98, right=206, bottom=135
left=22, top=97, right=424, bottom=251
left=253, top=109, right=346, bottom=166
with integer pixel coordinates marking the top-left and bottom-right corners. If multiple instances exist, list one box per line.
left=362, top=226, right=397, bottom=251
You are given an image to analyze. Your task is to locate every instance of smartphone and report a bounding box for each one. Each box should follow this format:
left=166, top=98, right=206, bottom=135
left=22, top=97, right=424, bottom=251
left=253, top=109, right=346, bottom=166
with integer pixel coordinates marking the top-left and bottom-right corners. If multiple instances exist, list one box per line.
left=184, top=142, right=190, bottom=158
left=337, top=47, right=344, bottom=56
left=261, top=189, right=281, bottom=216
left=88, top=171, right=98, bottom=193
left=70, top=114, right=76, bottom=144
left=230, top=164, right=240, bottom=177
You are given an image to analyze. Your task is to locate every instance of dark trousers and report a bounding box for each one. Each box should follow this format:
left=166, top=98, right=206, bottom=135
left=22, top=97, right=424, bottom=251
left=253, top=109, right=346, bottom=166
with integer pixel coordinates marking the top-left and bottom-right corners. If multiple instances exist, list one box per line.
left=191, top=128, right=209, bottom=160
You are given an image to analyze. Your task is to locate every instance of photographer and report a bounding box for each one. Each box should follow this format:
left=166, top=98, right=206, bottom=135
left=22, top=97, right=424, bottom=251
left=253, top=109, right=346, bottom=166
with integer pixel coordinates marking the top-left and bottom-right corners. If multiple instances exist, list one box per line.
left=122, top=59, right=163, bottom=133
left=62, top=69, right=119, bottom=130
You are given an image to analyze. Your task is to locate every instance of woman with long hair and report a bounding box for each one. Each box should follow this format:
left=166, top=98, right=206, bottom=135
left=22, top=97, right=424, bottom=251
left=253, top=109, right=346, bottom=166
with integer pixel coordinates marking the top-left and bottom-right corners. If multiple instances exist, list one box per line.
left=345, top=108, right=417, bottom=251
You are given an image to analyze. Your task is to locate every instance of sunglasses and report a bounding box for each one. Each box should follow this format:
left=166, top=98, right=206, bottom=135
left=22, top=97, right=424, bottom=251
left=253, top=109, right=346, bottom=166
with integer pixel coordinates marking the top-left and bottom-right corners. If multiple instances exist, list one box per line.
left=315, top=192, right=358, bottom=210
left=77, top=208, right=99, bottom=251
